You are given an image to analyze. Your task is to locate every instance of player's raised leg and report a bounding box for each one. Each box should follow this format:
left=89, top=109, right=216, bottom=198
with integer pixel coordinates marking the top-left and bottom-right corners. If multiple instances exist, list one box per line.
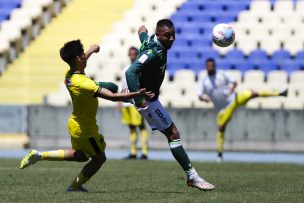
left=19, top=149, right=84, bottom=169
left=162, top=123, right=215, bottom=191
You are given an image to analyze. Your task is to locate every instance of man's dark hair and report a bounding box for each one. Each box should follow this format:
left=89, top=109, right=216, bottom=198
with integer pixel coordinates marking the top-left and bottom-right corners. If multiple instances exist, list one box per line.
left=129, top=46, right=138, bottom=54
left=156, top=19, right=174, bottom=29
left=60, top=39, right=84, bottom=67
left=206, top=57, right=216, bottom=64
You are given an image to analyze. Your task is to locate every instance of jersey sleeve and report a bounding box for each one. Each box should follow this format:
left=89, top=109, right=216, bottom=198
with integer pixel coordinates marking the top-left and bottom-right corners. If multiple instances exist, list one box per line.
left=223, top=71, right=236, bottom=84
left=80, top=78, right=99, bottom=96
left=139, top=32, right=148, bottom=44
left=197, top=79, right=205, bottom=96
left=125, top=49, right=157, bottom=106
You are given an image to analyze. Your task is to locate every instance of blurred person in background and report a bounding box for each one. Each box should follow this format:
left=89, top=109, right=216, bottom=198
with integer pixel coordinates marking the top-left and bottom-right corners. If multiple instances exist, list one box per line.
left=117, top=46, right=149, bottom=160
left=197, top=58, right=288, bottom=162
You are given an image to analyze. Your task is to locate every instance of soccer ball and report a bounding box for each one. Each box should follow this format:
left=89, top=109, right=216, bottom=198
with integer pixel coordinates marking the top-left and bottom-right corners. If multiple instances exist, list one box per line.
left=212, top=23, right=235, bottom=47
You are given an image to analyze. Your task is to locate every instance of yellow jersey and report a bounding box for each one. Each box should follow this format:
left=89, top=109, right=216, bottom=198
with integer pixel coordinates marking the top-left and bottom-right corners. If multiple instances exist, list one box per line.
left=65, top=70, right=100, bottom=138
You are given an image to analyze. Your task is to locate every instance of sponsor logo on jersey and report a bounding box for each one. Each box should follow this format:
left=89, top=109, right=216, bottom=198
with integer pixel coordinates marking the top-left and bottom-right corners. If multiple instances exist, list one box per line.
left=138, top=54, right=148, bottom=64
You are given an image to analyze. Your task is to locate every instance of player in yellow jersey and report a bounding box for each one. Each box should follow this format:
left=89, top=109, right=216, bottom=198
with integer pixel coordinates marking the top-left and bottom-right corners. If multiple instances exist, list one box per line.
left=19, top=39, right=154, bottom=192
left=118, top=47, right=149, bottom=160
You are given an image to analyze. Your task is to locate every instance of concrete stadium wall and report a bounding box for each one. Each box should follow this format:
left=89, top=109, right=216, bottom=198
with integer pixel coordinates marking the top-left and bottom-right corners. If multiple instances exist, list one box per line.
left=0, top=105, right=303, bottom=151
left=25, top=105, right=304, bottom=152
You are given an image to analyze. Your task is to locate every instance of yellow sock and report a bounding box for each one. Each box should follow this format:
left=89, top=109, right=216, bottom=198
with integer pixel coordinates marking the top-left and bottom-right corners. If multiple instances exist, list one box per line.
left=258, top=90, right=280, bottom=97
left=70, top=171, right=90, bottom=190
left=41, top=150, right=65, bottom=161
left=216, top=131, right=224, bottom=155
left=140, top=129, right=149, bottom=155
left=129, top=129, right=137, bottom=155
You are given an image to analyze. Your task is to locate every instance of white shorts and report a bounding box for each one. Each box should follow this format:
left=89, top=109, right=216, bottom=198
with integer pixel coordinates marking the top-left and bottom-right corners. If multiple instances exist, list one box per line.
left=137, top=99, right=173, bottom=131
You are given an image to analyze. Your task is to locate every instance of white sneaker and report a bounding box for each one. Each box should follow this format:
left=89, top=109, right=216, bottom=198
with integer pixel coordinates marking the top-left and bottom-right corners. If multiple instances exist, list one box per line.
left=187, top=175, right=215, bottom=191
left=216, top=156, right=223, bottom=163
left=19, top=150, right=41, bottom=169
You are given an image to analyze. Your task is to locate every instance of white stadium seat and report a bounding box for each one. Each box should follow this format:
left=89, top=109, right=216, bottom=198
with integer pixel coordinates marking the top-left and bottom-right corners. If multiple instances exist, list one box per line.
left=250, top=0, right=272, bottom=12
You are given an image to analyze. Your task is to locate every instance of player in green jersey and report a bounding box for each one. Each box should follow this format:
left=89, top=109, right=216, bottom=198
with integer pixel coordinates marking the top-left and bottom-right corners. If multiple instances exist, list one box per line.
left=125, top=19, right=215, bottom=191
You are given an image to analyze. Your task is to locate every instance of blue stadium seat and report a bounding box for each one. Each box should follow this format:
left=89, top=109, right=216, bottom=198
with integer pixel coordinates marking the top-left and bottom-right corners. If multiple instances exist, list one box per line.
left=214, top=13, right=237, bottom=24
left=171, top=14, right=191, bottom=23
left=258, top=61, right=278, bottom=74
left=190, top=38, right=211, bottom=48
left=294, top=50, right=304, bottom=61
left=0, top=0, right=21, bottom=23
left=199, top=49, right=221, bottom=60
left=233, top=60, right=255, bottom=72
left=271, top=49, right=291, bottom=69
left=226, top=1, right=250, bottom=12
left=173, top=38, right=190, bottom=48
left=192, top=13, right=212, bottom=23
left=216, top=59, right=233, bottom=70
left=280, top=62, right=302, bottom=75
left=272, top=49, right=291, bottom=60
left=179, top=2, right=199, bottom=12
left=248, top=49, right=269, bottom=61
left=225, top=48, right=245, bottom=59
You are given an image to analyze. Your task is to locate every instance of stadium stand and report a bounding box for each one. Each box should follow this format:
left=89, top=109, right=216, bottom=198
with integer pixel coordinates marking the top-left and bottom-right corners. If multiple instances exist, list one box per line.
left=0, top=0, right=134, bottom=104
left=0, top=0, right=303, bottom=109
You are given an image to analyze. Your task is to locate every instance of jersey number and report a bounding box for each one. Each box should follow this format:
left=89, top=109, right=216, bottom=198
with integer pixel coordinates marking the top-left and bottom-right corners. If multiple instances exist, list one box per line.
left=155, top=109, right=168, bottom=125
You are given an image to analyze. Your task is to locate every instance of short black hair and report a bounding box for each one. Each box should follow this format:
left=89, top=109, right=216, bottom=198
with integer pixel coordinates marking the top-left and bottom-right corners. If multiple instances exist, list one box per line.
left=206, top=57, right=216, bottom=64
left=156, top=19, right=174, bottom=29
left=129, top=46, right=138, bottom=54
left=60, top=39, right=84, bottom=67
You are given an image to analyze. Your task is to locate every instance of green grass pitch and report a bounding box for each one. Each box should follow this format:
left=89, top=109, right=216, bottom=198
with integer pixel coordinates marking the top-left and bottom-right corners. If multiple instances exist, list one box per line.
left=1, top=159, right=303, bottom=203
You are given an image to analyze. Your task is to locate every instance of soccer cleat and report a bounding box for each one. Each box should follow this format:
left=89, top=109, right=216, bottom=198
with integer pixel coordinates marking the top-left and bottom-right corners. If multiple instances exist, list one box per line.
left=123, top=154, right=137, bottom=160
left=216, top=156, right=223, bottom=163
left=67, top=185, right=88, bottom=192
left=187, top=176, right=215, bottom=191
left=279, top=89, right=288, bottom=97
left=19, top=150, right=41, bottom=169
left=139, top=154, right=148, bottom=160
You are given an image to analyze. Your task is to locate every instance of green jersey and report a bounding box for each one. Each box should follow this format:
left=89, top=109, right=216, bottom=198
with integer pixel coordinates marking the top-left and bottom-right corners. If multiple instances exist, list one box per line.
left=126, top=32, right=167, bottom=106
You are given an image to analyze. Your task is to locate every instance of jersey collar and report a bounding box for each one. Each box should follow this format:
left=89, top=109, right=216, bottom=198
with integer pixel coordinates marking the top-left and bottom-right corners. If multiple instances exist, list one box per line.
left=153, top=34, right=165, bottom=50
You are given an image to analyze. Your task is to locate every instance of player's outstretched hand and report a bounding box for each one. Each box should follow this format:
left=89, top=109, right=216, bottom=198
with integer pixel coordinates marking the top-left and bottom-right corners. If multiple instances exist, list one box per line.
left=139, top=88, right=155, bottom=100
left=90, top=44, right=100, bottom=53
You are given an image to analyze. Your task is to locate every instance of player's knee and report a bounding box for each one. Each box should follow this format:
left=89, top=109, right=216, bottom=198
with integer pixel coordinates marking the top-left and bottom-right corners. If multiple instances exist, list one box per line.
left=74, top=151, right=89, bottom=162
left=218, top=125, right=226, bottom=132
left=93, top=153, right=107, bottom=165
left=164, top=124, right=180, bottom=141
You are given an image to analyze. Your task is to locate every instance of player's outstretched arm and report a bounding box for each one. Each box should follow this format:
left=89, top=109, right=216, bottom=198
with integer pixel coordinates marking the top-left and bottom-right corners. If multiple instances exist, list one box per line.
left=138, top=25, right=148, bottom=43
left=138, top=25, right=148, bottom=35
left=85, top=44, right=100, bottom=60
left=95, top=87, right=155, bottom=102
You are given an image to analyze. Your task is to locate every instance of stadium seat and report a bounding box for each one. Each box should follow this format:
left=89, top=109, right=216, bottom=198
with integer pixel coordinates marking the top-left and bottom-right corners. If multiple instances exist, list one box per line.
left=267, top=70, right=288, bottom=86
left=250, top=0, right=272, bottom=12
left=290, top=71, right=304, bottom=86
left=248, top=49, right=268, bottom=61
left=225, top=49, right=245, bottom=60
left=226, top=69, right=242, bottom=84
left=243, top=70, right=265, bottom=87
left=283, top=98, right=304, bottom=109
left=273, top=0, right=294, bottom=14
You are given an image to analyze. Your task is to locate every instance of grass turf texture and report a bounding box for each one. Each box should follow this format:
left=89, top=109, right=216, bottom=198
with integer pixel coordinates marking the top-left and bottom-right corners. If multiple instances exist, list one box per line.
left=0, top=159, right=303, bottom=203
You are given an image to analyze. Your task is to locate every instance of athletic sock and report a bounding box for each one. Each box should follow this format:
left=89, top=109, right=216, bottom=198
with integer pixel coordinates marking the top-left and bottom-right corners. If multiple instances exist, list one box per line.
left=216, top=131, right=224, bottom=156
left=41, top=150, right=65, bottom=161
left=258, top=90, right=280, bottom=97
left=129, top=129, right=137, bottom=156
left=169, top=139, right=197, bottom=179
left=70, top=171, right=90, bottom=190
left=140, top=129, right=149, bottom=155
